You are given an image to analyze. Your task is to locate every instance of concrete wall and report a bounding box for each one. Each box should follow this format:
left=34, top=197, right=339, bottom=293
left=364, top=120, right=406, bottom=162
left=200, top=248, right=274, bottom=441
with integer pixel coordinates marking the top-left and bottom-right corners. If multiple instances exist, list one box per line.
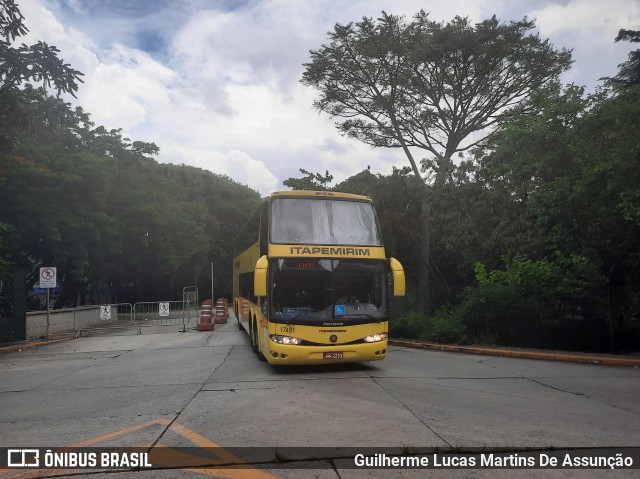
left=26, top=306, right=120, bottom=338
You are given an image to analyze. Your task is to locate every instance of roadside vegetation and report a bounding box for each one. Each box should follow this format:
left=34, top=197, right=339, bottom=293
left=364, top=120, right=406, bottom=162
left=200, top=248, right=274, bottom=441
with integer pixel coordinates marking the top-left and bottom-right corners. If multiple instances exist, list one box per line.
left=1, top=2, right=638, bottom=352
left=295, top=17, right=640, bottom=353
left=0, top=1, right=261, bottom=308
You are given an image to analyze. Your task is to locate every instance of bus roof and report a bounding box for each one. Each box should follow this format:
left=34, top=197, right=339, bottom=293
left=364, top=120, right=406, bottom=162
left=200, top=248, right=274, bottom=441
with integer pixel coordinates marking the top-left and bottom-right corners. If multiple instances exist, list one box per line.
left=269, top=190, right=373, bottom=202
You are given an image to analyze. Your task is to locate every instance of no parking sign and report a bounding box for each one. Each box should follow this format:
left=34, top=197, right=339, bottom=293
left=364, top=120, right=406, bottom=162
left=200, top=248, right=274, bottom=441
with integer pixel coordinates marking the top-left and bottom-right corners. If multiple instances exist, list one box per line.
left=39, top=267, right=57, bottom=288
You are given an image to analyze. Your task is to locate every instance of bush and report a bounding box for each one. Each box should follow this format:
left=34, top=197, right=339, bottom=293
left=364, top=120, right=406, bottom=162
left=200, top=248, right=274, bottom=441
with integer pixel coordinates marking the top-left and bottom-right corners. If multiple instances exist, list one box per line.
left=421, top=307, right=470, bottom=344
left=390, top=253, right=599, bottom=347
left=389, top=311, right=426, bottom=339
left=390, top=309, right=471, bottom=344
left=450, top=253, right=599, bottom=346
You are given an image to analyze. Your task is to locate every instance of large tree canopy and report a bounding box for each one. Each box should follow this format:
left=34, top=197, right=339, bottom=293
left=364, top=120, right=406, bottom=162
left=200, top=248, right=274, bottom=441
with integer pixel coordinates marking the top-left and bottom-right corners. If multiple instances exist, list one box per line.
left=0, top=86, right=262, bottom=305
left=605, top=29, right=640, bottom=90
left=0, top=0, right=84, bottom=282
left=302, top=11, right=572, bottom=185
left=0, top=0, right=82, bottom=96
left=0, top=1, right=261, bottom=306
left=0, top=0, right=83, bottom=155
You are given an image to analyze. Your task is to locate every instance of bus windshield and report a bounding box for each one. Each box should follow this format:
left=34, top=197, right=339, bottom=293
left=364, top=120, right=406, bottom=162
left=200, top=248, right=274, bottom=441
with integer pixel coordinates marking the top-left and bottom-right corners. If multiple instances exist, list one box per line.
left=270, top=259, right=386, bottom=324
left=270, top=198, right=382, bottom=246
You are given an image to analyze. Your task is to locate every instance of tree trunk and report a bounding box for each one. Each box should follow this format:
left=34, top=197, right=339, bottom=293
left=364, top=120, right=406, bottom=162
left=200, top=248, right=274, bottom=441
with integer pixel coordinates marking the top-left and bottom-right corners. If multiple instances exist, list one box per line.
left=419, top=198, right=430, bottom=315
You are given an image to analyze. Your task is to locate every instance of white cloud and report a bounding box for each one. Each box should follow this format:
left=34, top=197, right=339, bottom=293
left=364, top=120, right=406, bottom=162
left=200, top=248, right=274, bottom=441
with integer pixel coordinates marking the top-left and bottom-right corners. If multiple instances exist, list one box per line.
left=78, top=45, right=179, bottom=130
left=531, top=0, right=639, bottom=41
left=19, top=0, right=99, bottom=80
left=19, top=0, right=640, bottom=196
left=530, top=0, right=640, bottom=88
left=161, top=146, right=280, bottom=195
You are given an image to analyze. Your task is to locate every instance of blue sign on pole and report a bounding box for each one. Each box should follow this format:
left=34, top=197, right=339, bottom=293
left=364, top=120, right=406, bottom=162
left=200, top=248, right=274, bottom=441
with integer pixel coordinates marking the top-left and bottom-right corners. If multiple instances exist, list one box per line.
left=32, top=287, right=61, bottom=294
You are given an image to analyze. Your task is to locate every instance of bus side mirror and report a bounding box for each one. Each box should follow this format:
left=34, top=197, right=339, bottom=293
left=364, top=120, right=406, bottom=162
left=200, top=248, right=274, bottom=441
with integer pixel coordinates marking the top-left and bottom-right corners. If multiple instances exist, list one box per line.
left=254, top=255, right=268, bottom=297
left=390, top=257, right=405, bottom=297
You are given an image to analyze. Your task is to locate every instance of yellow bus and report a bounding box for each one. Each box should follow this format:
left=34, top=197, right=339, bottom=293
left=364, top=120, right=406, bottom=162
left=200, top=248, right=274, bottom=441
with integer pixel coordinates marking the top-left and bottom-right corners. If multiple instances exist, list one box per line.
left=233, top=190, right=405, bottom=365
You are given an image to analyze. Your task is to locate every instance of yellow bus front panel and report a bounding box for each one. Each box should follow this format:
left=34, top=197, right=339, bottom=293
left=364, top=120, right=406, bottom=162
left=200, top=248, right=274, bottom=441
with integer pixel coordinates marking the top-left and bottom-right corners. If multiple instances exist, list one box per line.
left=264, top=321, right=388, bottom=365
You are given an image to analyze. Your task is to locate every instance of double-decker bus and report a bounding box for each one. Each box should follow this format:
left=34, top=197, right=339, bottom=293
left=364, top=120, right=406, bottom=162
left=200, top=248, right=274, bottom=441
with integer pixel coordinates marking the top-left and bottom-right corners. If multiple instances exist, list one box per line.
left=233, top=190, right=405, bottom=365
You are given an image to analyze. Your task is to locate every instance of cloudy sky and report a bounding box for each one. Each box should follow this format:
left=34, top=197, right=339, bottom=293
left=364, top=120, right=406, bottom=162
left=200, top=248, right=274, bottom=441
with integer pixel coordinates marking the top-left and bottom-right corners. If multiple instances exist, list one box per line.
left=19, top=0, right=640, bottom=195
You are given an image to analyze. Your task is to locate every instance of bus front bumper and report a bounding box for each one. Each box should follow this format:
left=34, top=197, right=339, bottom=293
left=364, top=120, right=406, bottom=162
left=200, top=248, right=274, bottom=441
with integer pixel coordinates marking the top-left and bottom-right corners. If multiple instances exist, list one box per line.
left=264, top=340, right=387, bottom=365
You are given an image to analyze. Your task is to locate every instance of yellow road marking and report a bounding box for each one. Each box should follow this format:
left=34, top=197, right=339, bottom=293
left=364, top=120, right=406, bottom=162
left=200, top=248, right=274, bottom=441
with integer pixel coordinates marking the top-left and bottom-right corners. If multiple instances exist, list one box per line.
left=1, top=419, right=279, bottom=479
left=163, top=423, right=278, bottom=479
left=71, top=417, right=171, bottom=447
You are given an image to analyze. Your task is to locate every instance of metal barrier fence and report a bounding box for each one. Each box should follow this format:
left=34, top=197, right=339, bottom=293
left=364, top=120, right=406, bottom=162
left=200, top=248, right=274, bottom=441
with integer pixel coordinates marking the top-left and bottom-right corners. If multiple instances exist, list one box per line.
left=133, top=300, right=198, bottom=333
left=74, top=303, right=134, bottom=337
left=16, top=289, right=201, bottom=338
left=183, top=286, right=198, bottom=308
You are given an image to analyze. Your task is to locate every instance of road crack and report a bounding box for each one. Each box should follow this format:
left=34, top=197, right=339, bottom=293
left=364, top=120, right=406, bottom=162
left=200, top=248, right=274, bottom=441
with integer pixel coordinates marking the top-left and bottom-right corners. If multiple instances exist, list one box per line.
left=369, top=376, right=452, bottom=447
left=150, top=344, right=234, bottom=449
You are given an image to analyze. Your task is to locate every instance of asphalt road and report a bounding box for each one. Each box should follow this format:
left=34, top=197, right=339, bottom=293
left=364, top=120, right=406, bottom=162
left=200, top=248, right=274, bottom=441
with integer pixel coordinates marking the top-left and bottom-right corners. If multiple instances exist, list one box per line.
left=0, top=317, right=639, bottom=479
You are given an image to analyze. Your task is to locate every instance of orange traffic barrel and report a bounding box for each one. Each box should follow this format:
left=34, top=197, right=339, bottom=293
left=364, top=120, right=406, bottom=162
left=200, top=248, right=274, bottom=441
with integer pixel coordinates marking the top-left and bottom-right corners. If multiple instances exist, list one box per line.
left=214, top=304, right=228, bottom=324
left=197, top=299, right=214, bottom=331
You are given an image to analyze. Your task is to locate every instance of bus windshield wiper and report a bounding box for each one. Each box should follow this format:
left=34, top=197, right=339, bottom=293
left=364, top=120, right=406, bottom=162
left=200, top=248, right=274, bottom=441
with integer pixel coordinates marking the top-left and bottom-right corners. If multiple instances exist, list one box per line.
left=285, top=310, right=306, bottom=324
left=344, top=313, right=381, bottom=319
left=285, top=308, right=322, bottom=324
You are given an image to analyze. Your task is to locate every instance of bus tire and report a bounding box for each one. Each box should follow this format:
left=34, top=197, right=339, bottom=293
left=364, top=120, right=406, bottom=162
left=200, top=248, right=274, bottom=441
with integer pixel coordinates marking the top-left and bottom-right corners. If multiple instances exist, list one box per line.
left=252, top=317, right=266, bottom=362
left=235, top=301, right=244, bottom=330
left=249, top=317, right=258, bottom=353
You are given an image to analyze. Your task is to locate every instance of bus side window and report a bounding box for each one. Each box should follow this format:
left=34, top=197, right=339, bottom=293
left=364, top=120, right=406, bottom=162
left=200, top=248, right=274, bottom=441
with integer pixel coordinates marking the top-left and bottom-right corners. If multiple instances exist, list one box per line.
left=239, top=272, right=255, bottom=303
left=260, top=201, right=269, bottom=256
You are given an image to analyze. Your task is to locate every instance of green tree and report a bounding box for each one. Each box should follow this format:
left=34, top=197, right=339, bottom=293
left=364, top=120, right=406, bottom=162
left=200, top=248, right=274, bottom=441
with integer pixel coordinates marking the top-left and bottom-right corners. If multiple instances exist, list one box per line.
left=451, top=254, right=599, bottom=345
left=604, top=29, right=640, bottom=91
left=283, top=168, right=333, bottom=191
left=162, top=163, right=262, bottom=300
left=302, top=11, right=571, bottom=312
left=427, top=175, right=543, bottom=285
left=0, top=0, right=82, bottom=95
left=0, top=1, right=263, bottom=308
left=483, top=81, right=640, bottom=270
left=0, top=0, right=83, bottom=154
left=478, top=74, right=640, bottom=336
left=0, top=0, right=83, bottom=282
left=301, top=11, right=571, bottom=185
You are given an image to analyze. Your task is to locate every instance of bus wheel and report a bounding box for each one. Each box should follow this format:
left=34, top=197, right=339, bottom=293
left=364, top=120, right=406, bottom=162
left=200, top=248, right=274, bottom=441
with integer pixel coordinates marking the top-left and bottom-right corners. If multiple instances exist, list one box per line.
left=252, top=318, right=266, bottom=362
left=236, top=302, right=244, bottom=330
left=249, top=318, right=258, bottom=353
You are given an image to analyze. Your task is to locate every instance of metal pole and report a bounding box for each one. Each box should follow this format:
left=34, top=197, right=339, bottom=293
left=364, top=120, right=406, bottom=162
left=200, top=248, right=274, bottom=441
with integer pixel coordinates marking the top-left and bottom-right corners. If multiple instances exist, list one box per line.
left=211, top=261, right=216, bottom=329
left=46, top=288, right=50, bottom=339
left=607, top=284, right=615, bottom=354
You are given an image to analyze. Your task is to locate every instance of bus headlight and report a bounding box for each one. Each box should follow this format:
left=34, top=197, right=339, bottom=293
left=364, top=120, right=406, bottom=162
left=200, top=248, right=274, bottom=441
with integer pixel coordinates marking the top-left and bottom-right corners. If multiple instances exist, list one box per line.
left=363, top=333, right=387, bottom=343
left=270, top=335, right=303, bottom=345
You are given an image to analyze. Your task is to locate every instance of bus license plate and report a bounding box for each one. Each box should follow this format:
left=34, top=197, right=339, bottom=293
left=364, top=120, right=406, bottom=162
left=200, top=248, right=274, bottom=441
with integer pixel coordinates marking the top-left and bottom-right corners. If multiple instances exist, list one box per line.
left=323, top=352, right=343, bottom=359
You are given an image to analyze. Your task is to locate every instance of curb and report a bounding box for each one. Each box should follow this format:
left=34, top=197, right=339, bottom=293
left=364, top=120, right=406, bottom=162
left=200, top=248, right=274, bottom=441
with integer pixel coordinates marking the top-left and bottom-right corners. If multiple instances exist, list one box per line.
left=389, top=339, right=640, bottom=367
left=2, top=336, right=638, bottom=367
left=0, top=337, right=73, bottom=355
